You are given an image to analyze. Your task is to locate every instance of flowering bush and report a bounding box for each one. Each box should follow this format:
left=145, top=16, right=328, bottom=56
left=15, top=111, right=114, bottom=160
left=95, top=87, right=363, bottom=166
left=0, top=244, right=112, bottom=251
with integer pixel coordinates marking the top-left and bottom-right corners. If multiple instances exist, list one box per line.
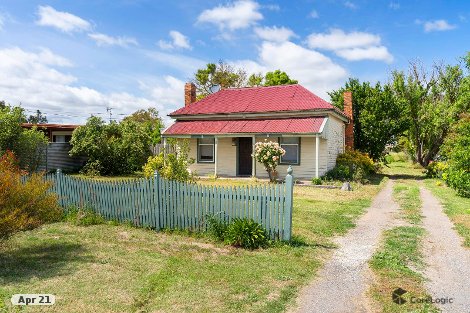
left=253, top=140, right=285, bottom=181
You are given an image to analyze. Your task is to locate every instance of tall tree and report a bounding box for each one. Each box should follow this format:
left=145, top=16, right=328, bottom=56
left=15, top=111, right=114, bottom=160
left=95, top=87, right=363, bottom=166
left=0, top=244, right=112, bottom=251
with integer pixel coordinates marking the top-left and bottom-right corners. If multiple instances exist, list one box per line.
left=391, top=60, right=469, bottom=166
left=122, top=108, right=164, bottom=144
left=329, top=79, right=407, bottom=161
left=247, top=70, right=298, bottom=87
left=264, top=70, right=298, bottom=86
left=27, top=110, right=48, bottom=124
left=193, top=61, right=247, bottom=99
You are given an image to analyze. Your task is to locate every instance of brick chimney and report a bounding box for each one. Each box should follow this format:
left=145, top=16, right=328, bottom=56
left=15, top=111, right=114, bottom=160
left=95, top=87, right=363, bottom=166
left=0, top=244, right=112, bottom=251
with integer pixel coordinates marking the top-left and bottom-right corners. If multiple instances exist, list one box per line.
left=343, top=91, right=354, bottom=149
left=184, top=82, right=196, bottom=106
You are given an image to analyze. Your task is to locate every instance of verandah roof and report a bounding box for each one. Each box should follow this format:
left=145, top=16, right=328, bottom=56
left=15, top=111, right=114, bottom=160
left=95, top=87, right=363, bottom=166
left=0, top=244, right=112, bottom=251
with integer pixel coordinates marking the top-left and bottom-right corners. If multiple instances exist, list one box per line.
left=163, top=117, right=326, bottom=136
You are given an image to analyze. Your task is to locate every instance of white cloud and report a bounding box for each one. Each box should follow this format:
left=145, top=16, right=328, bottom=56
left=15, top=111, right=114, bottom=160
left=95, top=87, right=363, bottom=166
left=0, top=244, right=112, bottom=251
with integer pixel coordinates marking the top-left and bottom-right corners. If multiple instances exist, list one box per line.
left=389, top=2, right=400, bottom=10
left=143, top=50, right=206, bottom=77
left=197, top=0, right=263, bottom=31
left=232, top=41, right=348, bottom=100
left=36, top=5, right=91, bottom=33
left=335, top=46, right=393, bottom=63
left=307, top=28, right=380, bottom=50
left=158, top=31, right=192, bottom=50
left=263, top=4, right=280, bottom=11
left=88, top=33, right=138, bottom=47
left=309, top=10, right=319, bottom=18
left=306, top=28, right=393, bottom=63
left=254, top=26, right=296, bottom=42
left=0, top=47, right=183, bottom=125
left=423, top=19, right=457, bottom=32
left=344, top=1, right=357, bottom=9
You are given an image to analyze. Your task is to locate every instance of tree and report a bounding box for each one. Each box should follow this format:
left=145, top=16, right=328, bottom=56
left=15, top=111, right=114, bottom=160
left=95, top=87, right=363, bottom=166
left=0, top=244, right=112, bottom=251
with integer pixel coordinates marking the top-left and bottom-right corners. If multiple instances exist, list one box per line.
left=70, top=116, right=153, bottom=175
left=0, top=103, right=47, bottom=172
left=391, top=60, right=469, bottom=166
left=247, top=70, right=298, bottom=87
left=27, top=110, right=48, bottom=124
left=122, top=108, right=164, bottom=144
left=193, top=61, right=247, bottom=99
left=247, top=73, right=263, bottom=87
left=441, top=113, right=470, bottom=197
left=264, top=70, right=298, bottom=86
left=329, top=79, right=407, bottom=161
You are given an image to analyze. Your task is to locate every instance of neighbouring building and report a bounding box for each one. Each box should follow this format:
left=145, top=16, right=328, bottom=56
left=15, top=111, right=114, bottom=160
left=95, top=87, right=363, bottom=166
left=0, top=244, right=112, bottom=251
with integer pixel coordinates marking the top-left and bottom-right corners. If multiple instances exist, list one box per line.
left=162, top=83, right=354, bottom=180
left=21, top=123, right=86, bottom=172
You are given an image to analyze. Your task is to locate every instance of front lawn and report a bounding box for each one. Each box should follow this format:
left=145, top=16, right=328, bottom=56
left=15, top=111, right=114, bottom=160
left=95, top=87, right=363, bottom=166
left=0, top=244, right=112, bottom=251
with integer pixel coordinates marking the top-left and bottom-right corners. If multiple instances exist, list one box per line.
left=0, top=178, right=386, bottom=313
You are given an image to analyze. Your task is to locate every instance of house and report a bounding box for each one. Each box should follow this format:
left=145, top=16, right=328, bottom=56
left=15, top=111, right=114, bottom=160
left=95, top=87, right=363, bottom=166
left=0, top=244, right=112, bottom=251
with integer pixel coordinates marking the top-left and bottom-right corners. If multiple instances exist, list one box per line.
left=21, top=123, right=86, bottom=171
left=162, top=83, right=354, bottom=179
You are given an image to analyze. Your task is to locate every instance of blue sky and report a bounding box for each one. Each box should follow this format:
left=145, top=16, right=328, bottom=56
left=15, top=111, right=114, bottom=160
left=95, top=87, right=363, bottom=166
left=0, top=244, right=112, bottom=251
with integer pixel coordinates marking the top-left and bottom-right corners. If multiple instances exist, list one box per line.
left=0, top=0, right=468, bottom=124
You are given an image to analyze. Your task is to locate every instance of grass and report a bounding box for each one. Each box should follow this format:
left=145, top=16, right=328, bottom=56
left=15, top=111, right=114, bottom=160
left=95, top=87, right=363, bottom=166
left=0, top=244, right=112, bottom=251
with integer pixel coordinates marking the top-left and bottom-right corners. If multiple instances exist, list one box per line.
left=424, top=179, right=470, bottom=248
left=0, top=176, right=387, bottom=313
left=369, top=161, right=438, bottom=312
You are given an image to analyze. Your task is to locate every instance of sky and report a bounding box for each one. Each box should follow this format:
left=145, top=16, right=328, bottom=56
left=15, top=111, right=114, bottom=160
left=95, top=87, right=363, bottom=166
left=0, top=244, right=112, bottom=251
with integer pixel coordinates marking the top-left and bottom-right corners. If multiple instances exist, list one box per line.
left=0, top=0, right=468, bottom=125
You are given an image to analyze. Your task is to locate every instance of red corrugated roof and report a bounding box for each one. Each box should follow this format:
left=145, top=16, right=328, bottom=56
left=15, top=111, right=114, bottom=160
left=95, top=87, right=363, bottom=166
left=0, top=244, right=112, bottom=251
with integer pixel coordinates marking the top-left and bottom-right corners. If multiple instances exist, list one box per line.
left=170, top=84, right=334, bottom=116
left=164, top=117, right=326, bottom=135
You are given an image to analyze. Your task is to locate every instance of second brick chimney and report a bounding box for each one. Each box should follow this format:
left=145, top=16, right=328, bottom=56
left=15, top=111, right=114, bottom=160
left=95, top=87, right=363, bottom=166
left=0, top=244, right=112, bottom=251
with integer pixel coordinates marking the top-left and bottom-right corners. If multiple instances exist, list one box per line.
left=343, top=91, right=354, bottom=149
left=184, top=82, right=196, bottom=106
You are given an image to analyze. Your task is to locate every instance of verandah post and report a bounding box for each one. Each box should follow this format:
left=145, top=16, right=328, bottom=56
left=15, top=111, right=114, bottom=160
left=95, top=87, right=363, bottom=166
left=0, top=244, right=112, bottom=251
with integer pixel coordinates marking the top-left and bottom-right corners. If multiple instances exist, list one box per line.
left=283, top=166, right=294, bottom=241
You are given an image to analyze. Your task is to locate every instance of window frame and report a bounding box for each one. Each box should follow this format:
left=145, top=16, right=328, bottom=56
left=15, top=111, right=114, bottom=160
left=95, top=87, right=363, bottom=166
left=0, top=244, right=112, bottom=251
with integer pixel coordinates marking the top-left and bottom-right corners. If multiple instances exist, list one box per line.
left=279, top=137, right=301, bottom=165
left=197, top=138, right=215, bottom=163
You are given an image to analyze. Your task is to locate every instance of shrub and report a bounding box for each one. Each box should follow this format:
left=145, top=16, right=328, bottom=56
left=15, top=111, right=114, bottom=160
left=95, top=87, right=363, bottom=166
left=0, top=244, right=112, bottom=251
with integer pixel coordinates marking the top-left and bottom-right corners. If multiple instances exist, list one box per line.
left=311, top=177, right=322, bottom=185
left=425, top=161, right=448, bottom=179
left=0, top=151, right=61, bottom=240
left=439, top=114, right=470, bottom=197
left=324, top=149, right=376, bottom=182
left=70, top=116, right=153, bottom=176
left=142, top=140, right=195, bottom=182
left=224, top=218, right=268, bottom=249
left=206, top=214, right=228, bottom=241
left=253, top=140, right=285, bottom=182
left=65, top=205, right=105, bottom=226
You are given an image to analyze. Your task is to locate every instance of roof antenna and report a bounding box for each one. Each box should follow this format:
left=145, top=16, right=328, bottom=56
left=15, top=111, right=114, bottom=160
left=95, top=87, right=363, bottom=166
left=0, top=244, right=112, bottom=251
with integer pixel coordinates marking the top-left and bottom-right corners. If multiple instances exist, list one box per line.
left=106, top=107, right=114, bottom=123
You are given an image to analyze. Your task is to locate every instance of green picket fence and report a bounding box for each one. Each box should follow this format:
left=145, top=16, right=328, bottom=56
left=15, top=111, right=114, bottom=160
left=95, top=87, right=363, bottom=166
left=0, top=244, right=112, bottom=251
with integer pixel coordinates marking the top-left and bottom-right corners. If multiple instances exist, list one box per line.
left=45, top=168, right=294, bottom=240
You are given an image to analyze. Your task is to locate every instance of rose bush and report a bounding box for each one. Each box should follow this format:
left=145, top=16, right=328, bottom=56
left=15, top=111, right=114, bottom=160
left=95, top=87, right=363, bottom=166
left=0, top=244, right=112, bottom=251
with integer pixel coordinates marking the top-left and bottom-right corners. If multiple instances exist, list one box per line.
left=253, top=140, right=285, bottom=182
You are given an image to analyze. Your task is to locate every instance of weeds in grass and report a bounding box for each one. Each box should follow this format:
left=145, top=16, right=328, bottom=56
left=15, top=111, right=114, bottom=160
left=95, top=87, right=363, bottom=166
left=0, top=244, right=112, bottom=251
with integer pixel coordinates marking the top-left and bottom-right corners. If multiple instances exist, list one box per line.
left=64, top=205, right=105, bottom=226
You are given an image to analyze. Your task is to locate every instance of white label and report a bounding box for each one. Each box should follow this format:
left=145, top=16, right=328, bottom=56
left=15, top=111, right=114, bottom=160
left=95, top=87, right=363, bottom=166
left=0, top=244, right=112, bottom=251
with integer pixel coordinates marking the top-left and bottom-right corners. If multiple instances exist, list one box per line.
left=11, top=294, right=55, bottom=306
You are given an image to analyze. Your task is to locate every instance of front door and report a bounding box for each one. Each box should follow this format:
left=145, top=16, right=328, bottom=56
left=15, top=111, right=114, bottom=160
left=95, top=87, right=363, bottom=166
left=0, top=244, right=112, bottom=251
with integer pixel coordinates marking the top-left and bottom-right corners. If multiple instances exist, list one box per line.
left=238, top=137, right=252, bottom=176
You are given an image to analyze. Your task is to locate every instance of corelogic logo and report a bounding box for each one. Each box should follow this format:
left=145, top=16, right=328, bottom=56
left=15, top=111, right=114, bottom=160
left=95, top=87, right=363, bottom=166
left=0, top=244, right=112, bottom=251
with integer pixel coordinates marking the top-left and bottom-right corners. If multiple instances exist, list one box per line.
left=392, top=288, right=407, bottom=305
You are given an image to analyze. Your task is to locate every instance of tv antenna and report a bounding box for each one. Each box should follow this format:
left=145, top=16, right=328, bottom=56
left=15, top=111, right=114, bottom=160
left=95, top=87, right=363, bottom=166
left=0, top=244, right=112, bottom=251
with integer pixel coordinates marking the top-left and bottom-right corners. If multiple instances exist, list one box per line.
left=106, top=107, right=114, bottom=123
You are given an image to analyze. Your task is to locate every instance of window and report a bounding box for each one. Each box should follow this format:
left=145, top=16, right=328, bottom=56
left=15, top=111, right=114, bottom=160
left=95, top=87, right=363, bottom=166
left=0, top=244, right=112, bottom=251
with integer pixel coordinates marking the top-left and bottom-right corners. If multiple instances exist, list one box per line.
left=280, top=137, right=300, bottom=165
left=198, top=138, right=215, bottom=163
left=52, top=135, right=72, bottom=143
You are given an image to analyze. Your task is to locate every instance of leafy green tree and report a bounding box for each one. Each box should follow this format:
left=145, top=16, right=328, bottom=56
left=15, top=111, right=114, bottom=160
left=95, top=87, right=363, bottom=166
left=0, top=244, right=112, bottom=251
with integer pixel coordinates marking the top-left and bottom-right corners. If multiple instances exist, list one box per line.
left=0, top=103, right=47, bottom=172
left=122, top=108, right=163, bottom=144
left=329, top=79, right=408, bottom=161
left=391, top=60, right=469, bottom=166
left=27, top=110, right=48, bottom=124
left=441, top=113, right=470, bottom=197
left=0, top=104, right=26, bottom=153
left=264, top=70, right=298, bottom=86
left=247, top=73, right=263, bottom=87
left=70, top=116, right=152, bottom=175
left=193, top=61, right=247, bottom=99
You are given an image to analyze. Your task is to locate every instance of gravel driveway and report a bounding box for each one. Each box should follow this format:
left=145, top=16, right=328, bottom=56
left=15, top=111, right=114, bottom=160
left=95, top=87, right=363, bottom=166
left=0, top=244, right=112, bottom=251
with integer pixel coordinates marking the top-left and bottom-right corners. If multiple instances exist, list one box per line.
left=293, top=180, right=399, bottom=313
left=420, top=187, right=470, bottom=313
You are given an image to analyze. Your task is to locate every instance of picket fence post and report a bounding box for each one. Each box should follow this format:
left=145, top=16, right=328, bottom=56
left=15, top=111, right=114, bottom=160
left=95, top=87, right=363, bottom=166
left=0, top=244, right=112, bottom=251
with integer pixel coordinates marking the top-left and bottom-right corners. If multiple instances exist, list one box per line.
left=283, top=166, right=294, bottom=241
left=56, top=168, right=63, bottom=208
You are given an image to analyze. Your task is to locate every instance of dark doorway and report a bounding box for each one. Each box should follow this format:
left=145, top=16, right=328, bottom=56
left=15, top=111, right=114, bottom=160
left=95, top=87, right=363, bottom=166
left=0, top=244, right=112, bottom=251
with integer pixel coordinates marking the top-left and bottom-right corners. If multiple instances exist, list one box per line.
left=238, top=137, right=252, bottom=176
